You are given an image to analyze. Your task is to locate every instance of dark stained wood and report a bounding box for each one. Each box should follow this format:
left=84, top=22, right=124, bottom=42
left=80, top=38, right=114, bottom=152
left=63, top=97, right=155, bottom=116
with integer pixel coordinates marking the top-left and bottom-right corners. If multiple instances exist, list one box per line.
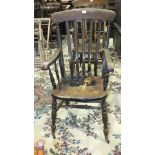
left=73, top=20, right=80, bottom=76
left=115, top=0, right=121, bottom=26
left=49, top=67, right=56, bottom=89
left=101, top=48, right=114, bottom=90
left=101, top=97, right=110, bottom=143
left=104, top=72, right=109, bottom=91
left=51, top=8, right=116, bottom=23
left=56, top=23, right=65, bottom=78
left=113, top=22, right=121, bottom=56
left=82, top=19, right=86, bottom=75
left=45, top=8, right=116, bottom=143
left=65, top=21, right=73, bottom=77
left=88, top=19, right=93, bottom=73
left=106, top=21, right=111, bottom=48
left=54, top=62, right=60, bottom=83
left=73, top=42, right=104, bottom=54
left=102, top=50, right=107, bottom=79
left=72, top=46, right=105, bottom=64
left=51, top=97, right=57, bottom=138
left=94, top=20, right=102, bottom=76
left=63, top=104, right=102, bottom=109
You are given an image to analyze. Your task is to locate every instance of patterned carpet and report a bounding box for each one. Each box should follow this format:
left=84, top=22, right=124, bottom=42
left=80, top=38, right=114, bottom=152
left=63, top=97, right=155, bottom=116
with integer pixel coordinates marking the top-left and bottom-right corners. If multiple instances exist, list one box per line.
left=34, top=41, right=121, bottom=155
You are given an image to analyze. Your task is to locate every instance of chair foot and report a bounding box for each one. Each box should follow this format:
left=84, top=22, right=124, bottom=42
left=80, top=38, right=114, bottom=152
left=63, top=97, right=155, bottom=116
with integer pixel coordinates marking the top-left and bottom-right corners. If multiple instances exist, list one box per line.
left=104, top=128, right=110, bottom=143
left=51, top=125, right=56, bottom=139
left=101, top=97, right=110, bottom=143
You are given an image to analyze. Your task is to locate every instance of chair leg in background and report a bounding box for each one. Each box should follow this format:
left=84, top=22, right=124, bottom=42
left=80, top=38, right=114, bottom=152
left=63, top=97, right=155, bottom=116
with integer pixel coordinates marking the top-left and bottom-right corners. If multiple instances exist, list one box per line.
left=51, top=97, right=57, bottom=139
left=101, top=97, right=110, bottom=143
left=65, top=101, right=69, bottom=106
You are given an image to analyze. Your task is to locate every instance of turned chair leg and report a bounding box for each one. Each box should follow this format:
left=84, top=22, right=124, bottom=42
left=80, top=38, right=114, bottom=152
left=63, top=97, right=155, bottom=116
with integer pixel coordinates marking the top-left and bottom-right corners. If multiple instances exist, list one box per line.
left=51, top=97, right=57, bottom=139
left=101, top=97, right=110, bottom=143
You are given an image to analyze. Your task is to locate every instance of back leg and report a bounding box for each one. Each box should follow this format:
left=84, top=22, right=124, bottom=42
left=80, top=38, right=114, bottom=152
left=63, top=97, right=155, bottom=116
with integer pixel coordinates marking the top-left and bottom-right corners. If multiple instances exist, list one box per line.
left=101, top=97, right=110, bottom=143
left=51, top=97, right=57, bottom=139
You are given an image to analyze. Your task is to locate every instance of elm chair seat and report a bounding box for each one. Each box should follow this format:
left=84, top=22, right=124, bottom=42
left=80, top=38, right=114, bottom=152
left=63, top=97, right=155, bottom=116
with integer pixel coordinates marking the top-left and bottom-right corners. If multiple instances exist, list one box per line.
left=52, top=75, right=108, bottom=101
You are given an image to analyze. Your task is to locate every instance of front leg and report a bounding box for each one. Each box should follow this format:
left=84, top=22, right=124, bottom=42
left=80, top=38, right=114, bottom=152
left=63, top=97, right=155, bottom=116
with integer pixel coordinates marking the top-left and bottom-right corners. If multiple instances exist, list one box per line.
left=101, top=97, right=110, bottom=143
left=51, top=97, right=57, bottom=139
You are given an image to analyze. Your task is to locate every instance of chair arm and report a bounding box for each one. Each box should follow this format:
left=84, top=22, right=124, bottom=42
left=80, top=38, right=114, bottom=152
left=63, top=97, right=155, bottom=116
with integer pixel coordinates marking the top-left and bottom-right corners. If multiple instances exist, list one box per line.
left=104, top=48, right=114, bottom=72
left=41, top=48, right=61, bottom=70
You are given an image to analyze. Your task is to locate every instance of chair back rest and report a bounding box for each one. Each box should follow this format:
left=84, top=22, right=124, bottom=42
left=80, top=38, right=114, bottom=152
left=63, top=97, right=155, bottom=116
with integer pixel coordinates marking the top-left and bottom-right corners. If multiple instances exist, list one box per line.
left=51, top=8, right=115, bottom=78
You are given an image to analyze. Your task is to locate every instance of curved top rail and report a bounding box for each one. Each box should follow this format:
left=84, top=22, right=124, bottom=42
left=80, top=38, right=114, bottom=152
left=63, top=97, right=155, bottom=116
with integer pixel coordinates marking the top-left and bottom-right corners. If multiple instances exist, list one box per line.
left=51, top=8, right=116, bottom=23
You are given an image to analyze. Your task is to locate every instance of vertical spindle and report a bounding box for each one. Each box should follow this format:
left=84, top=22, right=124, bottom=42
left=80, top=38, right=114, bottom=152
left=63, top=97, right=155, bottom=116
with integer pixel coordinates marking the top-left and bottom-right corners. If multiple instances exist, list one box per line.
left=65, top=21, right=73, bottom=77
left=105, top=21, right=111, bottom=48
left=94, top=20, right=102, bottom=76
left=82, top=19, right=86, bottom=75
left=56, top=23, right=65, bottom=78
left=88, top=19, right=93, bottom=73
left=73, top=20, right=79, bottom=76
left=54, top=62, right=60, bottom=83
left=48, top=67, right=56, bottom=89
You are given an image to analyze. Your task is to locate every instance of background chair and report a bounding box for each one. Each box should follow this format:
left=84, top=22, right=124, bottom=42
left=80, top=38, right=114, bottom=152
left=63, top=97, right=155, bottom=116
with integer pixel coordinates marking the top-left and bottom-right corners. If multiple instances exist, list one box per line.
left=34, top=18, right=51, bottom=68
left=72, top=0, right=109, bottom=64
left=72, top=0, right=108, bottom=9
left=42, top=8, right=116, bottom=143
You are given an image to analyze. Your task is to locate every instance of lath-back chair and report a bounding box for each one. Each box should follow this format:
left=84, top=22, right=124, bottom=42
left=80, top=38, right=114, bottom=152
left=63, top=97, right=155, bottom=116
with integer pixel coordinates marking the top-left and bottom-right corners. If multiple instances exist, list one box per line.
left=42, top=8, right=116, bottom=143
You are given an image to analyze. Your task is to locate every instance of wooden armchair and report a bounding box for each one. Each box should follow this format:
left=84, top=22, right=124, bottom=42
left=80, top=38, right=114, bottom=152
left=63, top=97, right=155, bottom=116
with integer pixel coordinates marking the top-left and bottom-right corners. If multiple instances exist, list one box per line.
left=42, top=8, right=116, bottom=143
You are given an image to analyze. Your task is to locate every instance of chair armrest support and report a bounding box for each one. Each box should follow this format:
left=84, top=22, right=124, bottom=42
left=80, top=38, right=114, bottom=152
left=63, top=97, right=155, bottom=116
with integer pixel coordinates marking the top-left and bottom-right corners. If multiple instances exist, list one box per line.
left=41, top=48, right=61, bottom=70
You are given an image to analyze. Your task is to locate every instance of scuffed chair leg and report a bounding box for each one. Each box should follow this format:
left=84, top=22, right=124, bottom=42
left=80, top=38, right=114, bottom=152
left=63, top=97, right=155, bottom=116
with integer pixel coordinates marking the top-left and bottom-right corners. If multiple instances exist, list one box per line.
left=101, top=97, right=110, bottom=143
left=51, top=97, right=57, bottom=139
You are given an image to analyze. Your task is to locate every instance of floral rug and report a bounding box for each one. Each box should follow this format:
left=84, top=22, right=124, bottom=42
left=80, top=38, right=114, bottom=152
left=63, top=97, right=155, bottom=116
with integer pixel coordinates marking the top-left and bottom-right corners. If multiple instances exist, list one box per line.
left=34, top=41, right=121, bottom=155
